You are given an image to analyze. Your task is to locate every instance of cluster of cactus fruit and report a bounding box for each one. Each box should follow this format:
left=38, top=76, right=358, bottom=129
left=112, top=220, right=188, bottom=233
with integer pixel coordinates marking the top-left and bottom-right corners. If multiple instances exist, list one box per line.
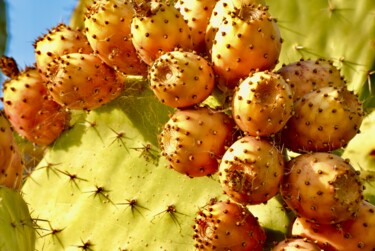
left=0, top=0, right=375, bottom=250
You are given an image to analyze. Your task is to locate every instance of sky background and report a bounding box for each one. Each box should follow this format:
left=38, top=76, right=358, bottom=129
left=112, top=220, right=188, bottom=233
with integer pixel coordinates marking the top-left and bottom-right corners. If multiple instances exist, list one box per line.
left=1, top=0, right=78, bottom=107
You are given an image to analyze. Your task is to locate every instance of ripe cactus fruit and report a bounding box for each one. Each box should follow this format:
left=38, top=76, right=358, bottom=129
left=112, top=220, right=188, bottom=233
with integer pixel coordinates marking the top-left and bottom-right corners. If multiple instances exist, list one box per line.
left=281, top=152, right=364, bottom=224
left=0, top=111, right=23, bottom=190
left=148, top=49, right=215, bottom=108
left=0, top=186, right=36, bottom=251
left=159, top=106, right=235, bottom=177
left=281, top=86, right=364, bottom=153
left=2, top=66, right=69, bottom=145
left=232, top=70, right=293, bottom=137
left=130, top=1, right=193, bottom=65
left=46, top=53, right=124, bottom=110
left=218, top=135, right=285, bottom=205
left=34, top=23, right=93, bottom=79
left=205, top=0, right=266, bottom=53
left=277, top=58, right=344, bottom=101
left=292, top=201, right=375, bottom=251
left=210, top=4, right=282, bottom=88
left=175, top=0, right=218, bottom=53
left=193, top=200, right=266, bottom=250
left=84, top=0, right=148, bottom=75
left=271, top=237, right=322, bottom=251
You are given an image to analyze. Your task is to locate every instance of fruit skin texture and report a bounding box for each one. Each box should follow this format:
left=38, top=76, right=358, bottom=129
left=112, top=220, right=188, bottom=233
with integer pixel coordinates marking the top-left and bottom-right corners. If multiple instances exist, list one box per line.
left=219, top=135, right=285, bottom=205
left=277, top=58, right=344, bottom=101
left=0, top=111, right=23, bottom=190
left=84, top=0, right=148, bottom=75
left=281, top=86, right=364, bottom=153
left=292, top=201, right=375, bottom=251
left=46, top=53, right=124, bottom=110
left=210, top=4, right=282, bottom=88
left=131, top=1, right=193, bottom=65
left=148, top=50, right=215, bottom=108
left=281, top=152, right=363, bottom=224
left=205, top=0, right=266, bottom=53
left=175, top=0, right=218, bottom=53
left=34, top=23, right=93, bottom=79
left=2, top=67, right=69, bottom=146
left=271, top=237, right=322, bottom=251
left=232, top=70, right=293, bottom=137
left=159, top=106, right=235, bottom=177
left=193, top=200, right=266, bottom=250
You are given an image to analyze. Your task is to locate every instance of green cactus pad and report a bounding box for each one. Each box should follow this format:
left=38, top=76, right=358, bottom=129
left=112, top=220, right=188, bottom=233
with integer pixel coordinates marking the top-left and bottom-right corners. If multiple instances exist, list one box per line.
left=0, top=186, right=35, bottom=251
left=269, top=0, right=375, bottom=95
left=343, top=110, right=375, bottom=205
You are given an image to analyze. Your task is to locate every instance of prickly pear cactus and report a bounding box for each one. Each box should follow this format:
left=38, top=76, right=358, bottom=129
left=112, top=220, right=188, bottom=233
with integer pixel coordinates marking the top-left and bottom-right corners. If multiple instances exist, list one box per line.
left=13, top=0, right=375, bottom=250
left=0, top=186, right=35, bottom=251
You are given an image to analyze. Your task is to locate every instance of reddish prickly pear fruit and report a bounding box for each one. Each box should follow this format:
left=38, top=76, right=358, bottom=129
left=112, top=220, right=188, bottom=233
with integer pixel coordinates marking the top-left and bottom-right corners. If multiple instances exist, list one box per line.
left=159, top=106, right=235, bottom=177
left=2, top=66, right=69, bottom=146
left=193, top=200, right=266, bottom=250
left=84, top=0, right=148, bottom=75
left=175, top=0, right=218, bottom=53
left=232, top=70, right=294, bottom=137
left=130, top=1, right=193, bottom=65
left=218, top=135, right=285, bottom=205
left=281, top=86, right=364, bottom=153
left=205, top=0, right=266, bottom=53
left=271, top=237, right=322, bottom=251
left=277, top=58, right=344, bottom=101
left=281, top=152, right=364, bottom=224
left=34, top=23, right=93, bottom=79
left=46, top=53, right=124, bottom=110
left=0, top=111, right=23, bottom=190
left=0, top=56, right=20, bottom=78
left=210, top=4, right=282, bottom=88
left=148, top=49, right=215, bottom=108
left=292, top=201, right=375, bottom=251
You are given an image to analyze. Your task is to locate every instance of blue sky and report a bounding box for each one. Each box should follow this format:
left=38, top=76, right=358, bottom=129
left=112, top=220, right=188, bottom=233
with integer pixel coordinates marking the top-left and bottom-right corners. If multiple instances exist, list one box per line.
left=1, top=0, right=78, bottom=107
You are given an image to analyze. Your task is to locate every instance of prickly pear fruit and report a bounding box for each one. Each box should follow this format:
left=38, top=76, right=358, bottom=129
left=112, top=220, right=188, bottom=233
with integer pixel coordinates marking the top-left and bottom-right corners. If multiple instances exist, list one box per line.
left=159, top=106, right=235, bottom=177
left=205, top=0, right=266, bottom=52
left=271, top=237, right=322, bottom=251
left=2, top=66, right=69, bottom=145
left=232, top=70, right=293, bottom=137
left=130, top=1, right=193, bottom=65
left=193, top=200, right=266, bottom=250
left=219, top=135, right=285, bottom=205
left=210, top=4, right=282, bottom=88
left=34, top=23, right=93, bottom=79
left=0, top=111, right=23, bottom=190
left=84, top=0, right=148, bottom=75
left=292, top=201, right=375, bottom=251
left=277, top=58, right=344, bottom=101
left=149, top=49, right=215, bottom=108
left=46, top=53, right=124, bottom=110
left=175, top=0, right=218, bottom=53
left=0, top=186, right=36, bottom=251
left=281, top=86, right=364, bottom=153
left=281, top=152, right=363, bottom=224
left=0, top=55, right=20, bottom=78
